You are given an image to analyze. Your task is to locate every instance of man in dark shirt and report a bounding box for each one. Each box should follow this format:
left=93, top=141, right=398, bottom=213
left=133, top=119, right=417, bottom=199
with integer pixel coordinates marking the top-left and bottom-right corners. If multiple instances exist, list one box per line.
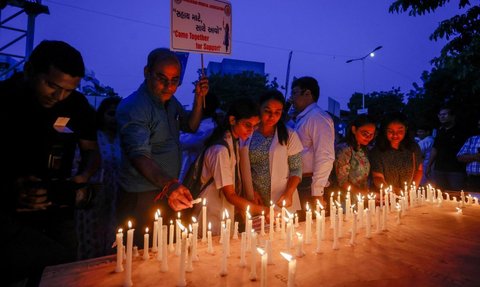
left=0, top=40, right=99, bottom=286
left=426, top=107, right=468, bottom=190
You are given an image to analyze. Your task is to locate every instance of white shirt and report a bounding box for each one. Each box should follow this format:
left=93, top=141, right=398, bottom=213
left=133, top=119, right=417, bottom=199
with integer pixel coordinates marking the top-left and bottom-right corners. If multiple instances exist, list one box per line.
left=293, top=103, right=335, bottom=196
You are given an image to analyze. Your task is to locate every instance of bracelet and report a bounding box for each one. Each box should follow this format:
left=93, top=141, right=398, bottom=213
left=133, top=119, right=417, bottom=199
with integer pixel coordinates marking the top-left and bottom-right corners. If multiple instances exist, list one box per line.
left=154, top=178, right=179, bottom=202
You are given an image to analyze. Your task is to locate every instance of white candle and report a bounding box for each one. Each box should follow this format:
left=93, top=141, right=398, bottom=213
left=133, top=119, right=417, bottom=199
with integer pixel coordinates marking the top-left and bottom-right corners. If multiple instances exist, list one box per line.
left=332, top=210, right=339, bottom=250
left=305, top=202, right=312, bottom=244
left=294, top=213, right=299, bottom=228
left=191, top=217, right=199, bottom=261
left=239, top=232, right=246, bottom=267
left=246, top=211, right=252, bottom=250
left=281, top=252, right=296, bottom=287
left=169, top=220, right=174, bottom=253
left=337, top=204, right=343, bottom=239
left=175, top=212, right=182, bottom=256
left=225, top=210, right=231, bottom=257
left=258, top=247, right=267, bottom=287
left=233, top=221, right=239, bottom=239
left=295, top=232, right=305, bottom=257
left=474, top=197, right=479, bottom=205
left=177, top=224, right=187, bottom=287
left=396, top=203, right=401, bottom=225
left=124, top=221, right=134, bottom=287
left=220, top=226, right=228, bottom=276
left=202, top=198, right=207, bottom=243
left=285, top=217, right=292, bottom=249
left=275, top=214, right=281, bottom=233
left=315, top=211, right=322, bottom=253
left=152, top=212, right=158, bottom=252
left=350, top=211, right=357, bottom=245
left=161, top=226, right=168, bottom=272
left=156, top=210, right=163, bottom=261
left=357, top=194, right=364, bottom=228
left=249, top=231, right=257, bottom=281
left=329, top=192, right=334, bottom=228
left=143, top=227, right=149, bottom=260
left=382, top=205, right=387, bottom=231
left=186, top=233, right=193, bottom=273
left=365, top=208, right=372, bottom=239
left=281, top=200, right=286, bottom=239
left=266, top=239, right=273, bottom=265
left=207, top=222, right=214, bottom=254
left=375, top=206, right=381, bottom=233
left=461, top=190, right=465, bottom=207
left=269, top=202, right=275, bottom=240
left=260, top=210, right=265, bottom=236
left=321, top=209, right=326, bottom=240
left=345, top=190, right=351, bottom=220
left=115, top=228, right=124, bottom=272
left=380, top=184, right=383, bottom=208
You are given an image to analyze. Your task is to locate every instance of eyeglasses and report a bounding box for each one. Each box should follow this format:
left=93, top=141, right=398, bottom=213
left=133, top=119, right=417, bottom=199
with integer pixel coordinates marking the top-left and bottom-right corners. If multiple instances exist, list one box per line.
left=151, top=72, right=180, bottom=87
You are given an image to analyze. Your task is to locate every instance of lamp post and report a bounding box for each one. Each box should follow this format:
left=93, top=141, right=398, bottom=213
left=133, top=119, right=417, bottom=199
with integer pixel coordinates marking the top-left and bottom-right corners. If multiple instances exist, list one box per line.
left=346, top=46, right=383, bottom=113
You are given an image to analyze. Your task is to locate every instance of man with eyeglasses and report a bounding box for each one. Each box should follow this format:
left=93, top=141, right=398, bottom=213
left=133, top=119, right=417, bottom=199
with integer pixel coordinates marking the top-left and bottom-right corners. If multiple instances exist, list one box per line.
left=288, top=76, right=335, bottom=218
left=426, top=106, right=468, bottom=191
left=116, top=48, right=208, bottom=246
left=0, top=40, right=100, bottom=285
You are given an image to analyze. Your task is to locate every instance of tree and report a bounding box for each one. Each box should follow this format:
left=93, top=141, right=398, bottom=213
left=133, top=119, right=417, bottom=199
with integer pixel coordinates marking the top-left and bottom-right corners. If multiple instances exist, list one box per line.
left=390, top=0, right=480, bottom=132
left=348, top=88, right=405, bottom=122
left=81, top=70, right=118, bottom=108
left=198, top=70, right=277, bottom=111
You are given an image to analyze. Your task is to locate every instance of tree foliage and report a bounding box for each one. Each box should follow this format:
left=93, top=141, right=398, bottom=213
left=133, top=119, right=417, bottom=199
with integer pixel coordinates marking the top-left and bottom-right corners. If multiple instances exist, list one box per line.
left=200, top=71, right=279, bottom=111
left=348, top=88, right=405, bottom=122
left=388, top=0, right=479, bottom=132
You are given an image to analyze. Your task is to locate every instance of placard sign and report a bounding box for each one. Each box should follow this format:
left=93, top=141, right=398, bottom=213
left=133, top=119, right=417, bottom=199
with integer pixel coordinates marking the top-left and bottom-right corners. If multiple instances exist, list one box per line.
left=171, top=0, right=232, bottom=55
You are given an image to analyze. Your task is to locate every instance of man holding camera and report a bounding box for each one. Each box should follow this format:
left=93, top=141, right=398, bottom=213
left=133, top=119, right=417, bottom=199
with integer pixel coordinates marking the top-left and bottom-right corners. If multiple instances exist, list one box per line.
left=0, top=40, right=99, bottom=286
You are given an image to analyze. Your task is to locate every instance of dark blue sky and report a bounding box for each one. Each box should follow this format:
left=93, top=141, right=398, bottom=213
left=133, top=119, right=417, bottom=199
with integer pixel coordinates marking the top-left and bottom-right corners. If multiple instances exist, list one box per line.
left=3, top=0, right=462, bottom=110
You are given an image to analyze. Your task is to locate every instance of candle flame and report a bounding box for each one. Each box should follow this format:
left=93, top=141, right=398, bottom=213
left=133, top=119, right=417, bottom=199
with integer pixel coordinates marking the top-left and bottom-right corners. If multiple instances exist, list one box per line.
left=177, top=221, right=186, bottom=232
left=296, top=232, right=302, bottom=238
left=257, top=247, right=265, bottom=255
left=203, top=198, right=207, bottom=205
left=146, top=227, right=149, bottom=233
left=348, top=185, right=351, bottom=192
left=189, top=224, right=193, bottom=232
left=282, top=200, right=286, bottom=207
left=155, top=212, right=159, bottom=220
left=170, top=220, right=173, bottom=224
left=208, top=222, right=211, bottom=230
left=224, top=209, right=230, bottom=219
left=262, top=210, right=264, bottom=216
left=247, top=211, right=252, bottom=219
left=306, top=202, right=310, bottom=211
left=192, top=216, right=197, bottom=223
left=270, top=200, right=273, bottom=206
left=118, top=228, right=123, bottom=233
left=281, top=252, right=293, bottom=261
left=128, top=220, right=132, bottom=229
left=177, top=212, right=181, bottom=219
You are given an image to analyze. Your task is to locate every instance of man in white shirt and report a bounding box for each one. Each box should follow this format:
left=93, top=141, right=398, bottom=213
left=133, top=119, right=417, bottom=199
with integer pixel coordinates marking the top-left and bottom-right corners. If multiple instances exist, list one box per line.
left=288, top=76, right=335, bottom=216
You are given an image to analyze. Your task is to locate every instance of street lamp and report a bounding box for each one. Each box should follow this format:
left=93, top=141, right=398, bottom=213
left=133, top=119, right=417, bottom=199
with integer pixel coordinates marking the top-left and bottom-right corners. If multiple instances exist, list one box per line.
left=346, top=45, right=383, bottom=113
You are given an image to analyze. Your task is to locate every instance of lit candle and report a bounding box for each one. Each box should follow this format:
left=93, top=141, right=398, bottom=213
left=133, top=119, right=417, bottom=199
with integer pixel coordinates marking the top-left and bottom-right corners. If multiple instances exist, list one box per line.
left=191, top=217, right=199, bottom=261
left=258, top=247, right=267, bottom=287
left=345, top=188, right=351, bottom=220
left=294, top=213, right=299, bottom=228
left=368, top=193, right=375, bottom=216
left=382, top=205, right=387, bottom=231
left=152, top=212, right=159, bottom=253
left=186, top=231, right=193, bottom=273
left=329, top=192, right=334, bottom=228
left=175, top=212, right=181, bottom=256
left=456, top=207, right=463, bottom=215
left=380, top=183, right=383, bottom=208
left=305, top=202, right=312, bottom=244
left=202, top=198, right=207, bottom=243
left=396, top=203, right=401, bottom=225
left=161, top=225, right=168, bottom=272
left=124, top=221, right=134, bottom=287
left=445, top=193, right=450, bottom=201
left=220, top=225, right=228, bottom=276
left=156, top=210, right=163, bottom=261
left=332, top=210, right=339, bottom=250
left=285, top=217, right=292, bottom=249
left=225, top=210, right=231, bottom=257
left=461, top=190, right=465, bottom=208
left=295, top=232, right=305, bottom=257
left=474, top=197, right=479, bottom=205
left=169, top=220, right=174, bottom=253
left=115, top=228, right=124, bottom=272
left=233, top=221, right=239, bottom=239
left=249, top=231, right=257, bottom=281
left=349, top=211, right=357, bottom=245
left=315, top=211, right=322, bottom=254
left=281, top=252, right=296, bottom=287
left=246, top=210, right=252, bottom=250
left=320, top=205, right=326, bottom=240
left=239, top=232, right=246, bottom=267
left=275, top=214, right=281, bottom=233
left=143, top=227, right=149, bottom=260
left=336, top=201, right=343, bottom=239
left=260, top=210, right=265, bottom=236
left=357, top=194, right=364, bottom=228
left=177, top=223, right=187, bottom=287
left=207, top=222, right=214, bottom=254
left=269, top=201, right=275, bottom=240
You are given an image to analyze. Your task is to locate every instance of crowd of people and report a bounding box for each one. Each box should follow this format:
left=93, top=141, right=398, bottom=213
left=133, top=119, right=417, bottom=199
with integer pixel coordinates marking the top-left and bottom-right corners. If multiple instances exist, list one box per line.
left=2, top=40, right=479, bottom=286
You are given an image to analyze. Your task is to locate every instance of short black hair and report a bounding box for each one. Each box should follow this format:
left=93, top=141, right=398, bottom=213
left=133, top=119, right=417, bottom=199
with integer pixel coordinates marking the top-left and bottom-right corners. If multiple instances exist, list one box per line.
left=291, top=76, right=320, bottom=102
left=146, top=48, right=180, bottom=70
left=27, top=40, right=85, bottom=77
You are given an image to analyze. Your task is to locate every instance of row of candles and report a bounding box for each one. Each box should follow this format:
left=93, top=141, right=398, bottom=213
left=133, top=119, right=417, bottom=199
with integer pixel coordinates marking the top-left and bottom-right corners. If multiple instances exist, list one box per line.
left=114, top=185, right=478, bottom=287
